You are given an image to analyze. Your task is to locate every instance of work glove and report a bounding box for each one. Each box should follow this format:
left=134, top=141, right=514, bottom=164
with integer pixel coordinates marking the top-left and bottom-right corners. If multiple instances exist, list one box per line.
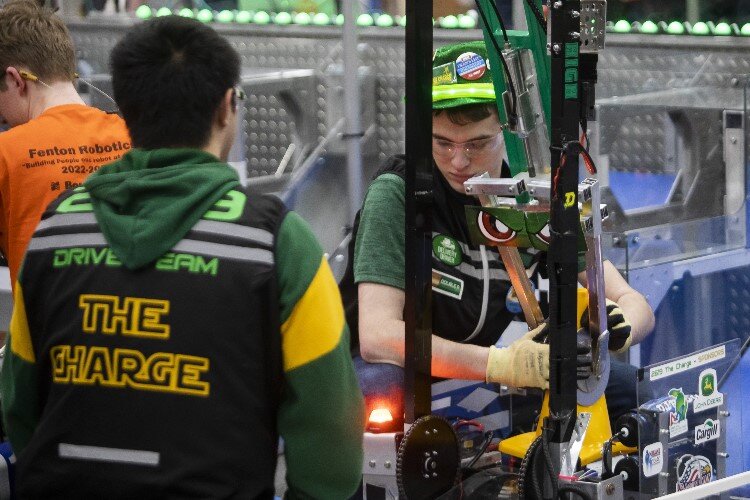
left=486, top=323, right=549, bottom=390
left=580, top=299, right=632, bottom=353
left=530, top=323, right=593, bottom=381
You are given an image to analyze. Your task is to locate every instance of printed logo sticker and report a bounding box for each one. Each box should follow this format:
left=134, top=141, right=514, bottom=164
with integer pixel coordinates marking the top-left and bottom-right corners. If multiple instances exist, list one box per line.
left=693, top=368, right=724, bottom=414
left=433, top=62, right=458, bottom=86
left=676, top=455, right=713, bottom=492
left=477, top=211, right=516, bottom=244
left=694, top=418, right=720, bottom=445
left=432, top=269, right=464, bottom=300
left=642, top=442, right=664, bottom=477
left=433, top=235, right=463, bottom=266
left=668, top=388, right=688, bottom=438
left=455, top=52, right=487, bottom=81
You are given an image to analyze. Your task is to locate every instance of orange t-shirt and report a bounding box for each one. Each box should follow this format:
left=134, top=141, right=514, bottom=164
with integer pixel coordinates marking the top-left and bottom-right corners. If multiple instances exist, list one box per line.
left=0, top=104, right=131, bottom=287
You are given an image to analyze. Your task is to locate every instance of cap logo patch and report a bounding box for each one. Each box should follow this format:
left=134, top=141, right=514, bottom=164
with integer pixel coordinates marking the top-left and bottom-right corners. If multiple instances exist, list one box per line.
left=455, top=52, right=487, bottom=81
left=433, top=62, right=458, bottom=86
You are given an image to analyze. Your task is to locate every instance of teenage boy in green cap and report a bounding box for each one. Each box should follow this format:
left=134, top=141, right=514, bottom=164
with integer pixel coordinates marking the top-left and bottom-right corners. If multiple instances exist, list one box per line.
left=340, top=40, right=654, bottom=424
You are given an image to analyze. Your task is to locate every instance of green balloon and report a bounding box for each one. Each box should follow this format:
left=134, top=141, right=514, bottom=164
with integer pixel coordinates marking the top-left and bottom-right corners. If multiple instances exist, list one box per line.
left=135, top=5, right=152, bottom=19
left=458, top=14, right=476, bottom=29
left=440, top=15, right=459, bottom=29
left=155, top=7, right=172, bottom=17
left=398, top=15, right=406, bottom=27
left=714, top=22, right=731, bottom=35
left=253, top=11, right=271, bottom=24
left=640, top=20, right=658, bottom=33
left=293, top=12, right=312, bottom=25
left=312, top=13, right=330, bottom=25
left=612, top=19, right=631, bottom=33
left=234, top=10, right=251, bottom=23
left=196, top=9, right=213, bottom=22
left=274, top=12, right=292, bottom=25
left=335, top=13, right=344, bottom=25
left=356, top=13, right=373, bottom=26
left=216, top=10, right=234, bottom=23
left=376, top=14, right=394, bottom=27
left=692, top=21, right=710, bottom=35
left=742, top=23, right=750, bottom=35
left=666, top=21, right=684, bottom=34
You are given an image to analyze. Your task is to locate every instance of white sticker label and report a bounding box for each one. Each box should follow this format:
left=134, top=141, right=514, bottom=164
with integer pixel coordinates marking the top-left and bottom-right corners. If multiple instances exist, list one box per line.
left=649, top=345, right=726, bottom=381
left=642, top=442, right=664, bottom=477
left=694, top=418, right=721, bottom=445
left=676, top=455, right=713, bottom=491
left=693, top=368, right=725, bottom=414
left=668, top=388, right=689, bottom=438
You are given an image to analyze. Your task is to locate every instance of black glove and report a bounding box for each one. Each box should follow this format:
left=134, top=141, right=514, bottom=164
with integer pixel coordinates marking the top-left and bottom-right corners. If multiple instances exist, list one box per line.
left=580, top=299, right=632, bottom=353
left=530, top=322, right=592, bottom=381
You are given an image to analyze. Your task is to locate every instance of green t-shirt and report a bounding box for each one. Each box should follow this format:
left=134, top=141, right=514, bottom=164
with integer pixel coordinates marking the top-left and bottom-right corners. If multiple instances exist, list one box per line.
left=353, top=173, right=406, bottom=289
left=352, top=172, right=587, bottom=292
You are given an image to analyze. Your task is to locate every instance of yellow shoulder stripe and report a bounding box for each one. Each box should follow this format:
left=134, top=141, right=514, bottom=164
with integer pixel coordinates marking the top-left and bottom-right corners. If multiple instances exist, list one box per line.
left=281, top=257, right=344, bottom=372
left=10, top=283, right=36, bottom=363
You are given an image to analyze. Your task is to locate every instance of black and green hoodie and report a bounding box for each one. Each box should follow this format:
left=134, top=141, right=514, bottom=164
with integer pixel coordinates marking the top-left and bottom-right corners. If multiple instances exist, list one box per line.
left=0, top=148, right=364, bottom=499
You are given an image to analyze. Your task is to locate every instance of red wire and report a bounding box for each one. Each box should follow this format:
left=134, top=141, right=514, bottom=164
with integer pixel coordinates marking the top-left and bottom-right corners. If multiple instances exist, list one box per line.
left=453, top=419, right=485, bottom=432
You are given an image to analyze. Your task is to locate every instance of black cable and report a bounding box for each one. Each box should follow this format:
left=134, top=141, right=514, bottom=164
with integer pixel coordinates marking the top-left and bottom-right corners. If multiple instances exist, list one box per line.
left=558, top=483, right=595, bottom=500
left=541, top=423, right=559, bottom=500
left=602, top=430, right=625, bottom=477
left=473, top=0, right=519, bottom=126
left=466, top=430, right=495, bottom=469
left=579, top=119, right=590, bottom=150
left=486, top=0, right=511, bottom=43
left=524, top=0, right=548, bottom=33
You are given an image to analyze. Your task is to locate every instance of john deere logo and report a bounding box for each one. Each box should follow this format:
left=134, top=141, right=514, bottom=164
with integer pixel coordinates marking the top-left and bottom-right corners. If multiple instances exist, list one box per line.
left=694, top=368, right=724, bottom=414
left=433, top=235, right=462, bottom=266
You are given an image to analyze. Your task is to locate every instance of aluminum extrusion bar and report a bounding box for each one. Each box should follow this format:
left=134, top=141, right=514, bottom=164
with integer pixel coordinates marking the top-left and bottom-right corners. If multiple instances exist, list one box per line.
left=498, top=247, right=545, bottom=328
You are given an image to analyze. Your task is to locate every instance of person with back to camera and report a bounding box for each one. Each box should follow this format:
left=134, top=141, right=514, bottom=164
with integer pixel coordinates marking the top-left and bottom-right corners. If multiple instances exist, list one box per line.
left=1, top=15, right=363, bottom=499
left=0, top=0, right=131, bottom=288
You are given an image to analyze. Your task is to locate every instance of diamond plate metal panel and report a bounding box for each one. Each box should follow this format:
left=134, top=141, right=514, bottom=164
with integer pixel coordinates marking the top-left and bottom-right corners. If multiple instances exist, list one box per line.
left=66, top=19, right=750, bottom=173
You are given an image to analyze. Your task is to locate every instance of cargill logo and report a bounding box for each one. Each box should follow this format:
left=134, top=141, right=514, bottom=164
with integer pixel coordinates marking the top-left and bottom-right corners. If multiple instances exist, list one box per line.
left=694, top=419, right=720, bottom=445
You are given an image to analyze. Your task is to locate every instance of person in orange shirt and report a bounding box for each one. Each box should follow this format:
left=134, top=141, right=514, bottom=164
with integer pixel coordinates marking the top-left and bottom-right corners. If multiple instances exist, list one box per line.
left=0, top=0, right=130, bottom=287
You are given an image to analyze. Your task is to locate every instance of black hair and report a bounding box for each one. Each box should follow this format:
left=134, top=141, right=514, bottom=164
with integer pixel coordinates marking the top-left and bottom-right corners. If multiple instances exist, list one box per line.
left=432, top=103, right=497, bottom=126
left=109, top=16, right=240, bottom=150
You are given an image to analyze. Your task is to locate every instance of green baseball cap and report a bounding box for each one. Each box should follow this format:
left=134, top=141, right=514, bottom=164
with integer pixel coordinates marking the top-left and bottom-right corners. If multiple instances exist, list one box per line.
left=432, top=41, right=496, bottom=109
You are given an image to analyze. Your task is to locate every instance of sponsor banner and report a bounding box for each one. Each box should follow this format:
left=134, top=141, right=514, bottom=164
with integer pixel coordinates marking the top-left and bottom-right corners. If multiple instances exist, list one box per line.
left=649, top=345, right=726, bottom=381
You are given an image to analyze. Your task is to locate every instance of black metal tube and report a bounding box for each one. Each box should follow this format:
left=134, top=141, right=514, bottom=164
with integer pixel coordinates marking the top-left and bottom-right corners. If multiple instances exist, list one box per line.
left=403, top=0, right=433, bottom=424
left=546, top=0, right=581, bottom=447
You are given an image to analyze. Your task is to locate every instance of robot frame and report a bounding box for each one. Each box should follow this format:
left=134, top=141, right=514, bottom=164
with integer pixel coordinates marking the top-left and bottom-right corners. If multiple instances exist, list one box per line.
left=362, top=1, right=643, bottom=498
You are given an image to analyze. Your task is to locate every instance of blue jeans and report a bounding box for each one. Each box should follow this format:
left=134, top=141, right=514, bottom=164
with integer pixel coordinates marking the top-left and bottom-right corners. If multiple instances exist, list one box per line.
left=353, top=356, right=638, bottom=430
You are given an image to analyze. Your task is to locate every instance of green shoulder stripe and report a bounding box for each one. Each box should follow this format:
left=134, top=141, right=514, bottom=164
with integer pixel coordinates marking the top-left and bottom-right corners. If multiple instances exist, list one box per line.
left=276, top=212, right=324, bottom=323
left=279, top=333, right=363, bottom=499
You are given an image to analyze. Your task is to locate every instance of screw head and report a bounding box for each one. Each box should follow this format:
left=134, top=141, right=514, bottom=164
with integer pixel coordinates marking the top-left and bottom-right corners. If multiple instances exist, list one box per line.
left=606, top=483, right=615, bottom=495
left=369, top=460, right=376, bottom=468
left=552, top=43, right=562, bottom=54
